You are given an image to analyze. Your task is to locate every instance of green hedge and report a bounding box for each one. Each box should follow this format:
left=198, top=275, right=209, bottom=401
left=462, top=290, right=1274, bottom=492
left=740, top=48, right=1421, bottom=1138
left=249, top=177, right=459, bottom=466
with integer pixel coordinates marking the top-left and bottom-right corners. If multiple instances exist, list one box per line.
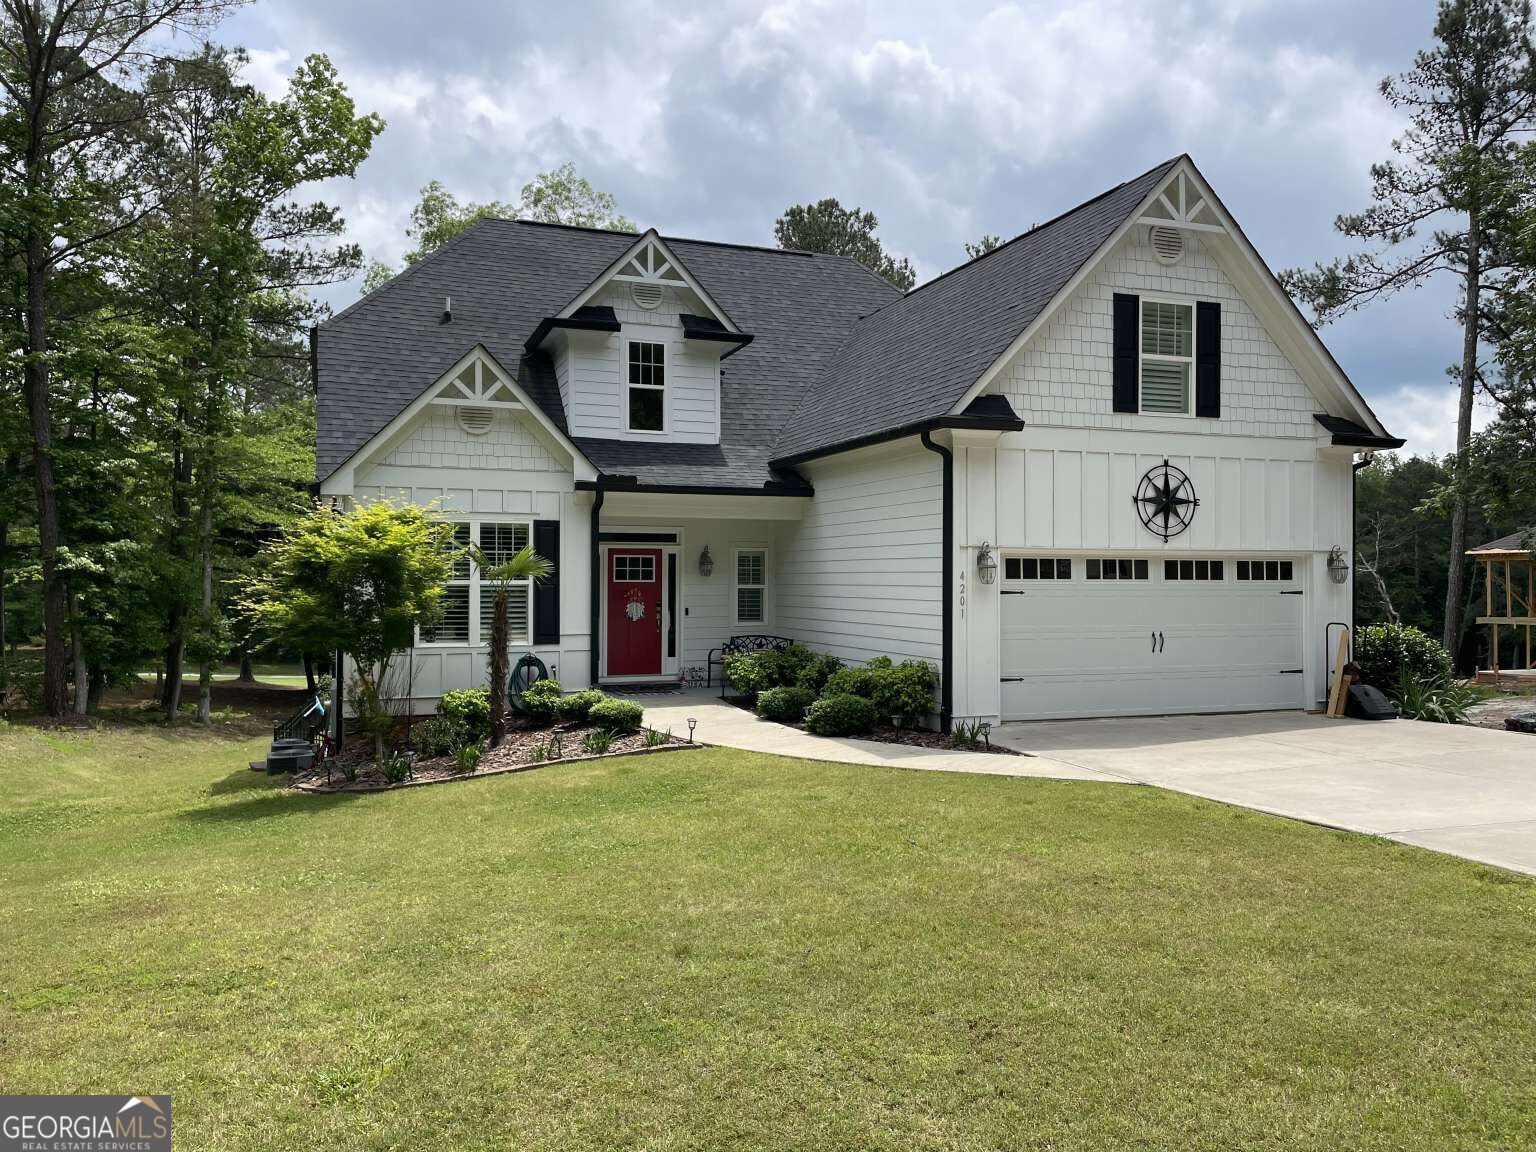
left=805, top=693, right=878, bottom=737
left=437, top=688, right=491, bottom=741
left=555, top=689, right=607, bottom=722
left=589, top=698, right=644, bottom=733
left=756, top=685, right=815, bottom=723
left=519, top=679, right=563, bottom=725
left=1354, top=623, right=1452, bottom=690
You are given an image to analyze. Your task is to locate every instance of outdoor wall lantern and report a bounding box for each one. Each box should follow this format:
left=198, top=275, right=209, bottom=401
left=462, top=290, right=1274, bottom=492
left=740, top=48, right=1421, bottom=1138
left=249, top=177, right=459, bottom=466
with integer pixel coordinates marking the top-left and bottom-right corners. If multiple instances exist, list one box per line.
left=1327, top=546, right=1349, bottom=585
left=976, top=541, right=998, bottom=585
left=698, top=545, right=714, bottom=578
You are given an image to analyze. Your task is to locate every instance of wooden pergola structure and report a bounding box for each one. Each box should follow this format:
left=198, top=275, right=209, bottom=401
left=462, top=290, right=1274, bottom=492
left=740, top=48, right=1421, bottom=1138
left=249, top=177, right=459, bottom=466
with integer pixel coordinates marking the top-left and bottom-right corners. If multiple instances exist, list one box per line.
left=1469, top=530, right=1536, bottom=682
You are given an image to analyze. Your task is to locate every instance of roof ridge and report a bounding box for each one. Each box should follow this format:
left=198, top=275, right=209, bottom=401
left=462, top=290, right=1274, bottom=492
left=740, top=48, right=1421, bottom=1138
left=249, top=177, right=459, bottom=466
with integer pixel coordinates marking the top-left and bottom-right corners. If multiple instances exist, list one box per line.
left=768, top=155, right=1184, bottom=460
left=855, top=154, right=1184, bottom=321
left=482, top=214, right=865, bottom=260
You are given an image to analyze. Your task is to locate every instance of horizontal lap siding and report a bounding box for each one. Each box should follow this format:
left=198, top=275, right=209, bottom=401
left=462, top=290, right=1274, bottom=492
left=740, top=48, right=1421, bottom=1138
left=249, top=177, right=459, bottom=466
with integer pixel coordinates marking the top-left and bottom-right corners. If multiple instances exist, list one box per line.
left=778, top=444, right=943, bottom=666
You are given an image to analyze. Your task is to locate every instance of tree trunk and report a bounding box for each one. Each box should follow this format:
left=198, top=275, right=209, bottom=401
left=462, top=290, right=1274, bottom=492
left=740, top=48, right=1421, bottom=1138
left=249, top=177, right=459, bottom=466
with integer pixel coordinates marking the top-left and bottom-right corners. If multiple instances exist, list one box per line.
left=197, top=499, right=213, bottom=725
left=303, top=651, right=316, bottom=693
left=162, top=409, right=192, bottom=723
left=23, top=225, right=67, bottom=718
left=488, top=587, right=508, bottom=748
left=87, top=666, right=105, bottom=713
left=68, top=581, right=87, bottom=715
left=1443, top=202, right=1481, bottom=655
left=237, top=649, right=255, bottom=682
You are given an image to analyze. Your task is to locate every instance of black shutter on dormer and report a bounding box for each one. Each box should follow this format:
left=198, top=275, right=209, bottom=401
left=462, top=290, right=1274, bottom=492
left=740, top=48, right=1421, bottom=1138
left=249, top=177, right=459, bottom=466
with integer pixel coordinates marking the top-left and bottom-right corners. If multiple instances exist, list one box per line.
left=1112, top=293, right=1139, bottom=413
left=533, top=519, right=559, bottom=645
left=1195, top=300, right=1220, bottom=418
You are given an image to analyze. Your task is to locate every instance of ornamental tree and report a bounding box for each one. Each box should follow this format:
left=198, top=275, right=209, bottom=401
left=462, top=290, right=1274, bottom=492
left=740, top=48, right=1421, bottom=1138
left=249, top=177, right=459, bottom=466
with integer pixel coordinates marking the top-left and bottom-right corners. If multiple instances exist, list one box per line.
left=242, top=501, right=457, bottom=761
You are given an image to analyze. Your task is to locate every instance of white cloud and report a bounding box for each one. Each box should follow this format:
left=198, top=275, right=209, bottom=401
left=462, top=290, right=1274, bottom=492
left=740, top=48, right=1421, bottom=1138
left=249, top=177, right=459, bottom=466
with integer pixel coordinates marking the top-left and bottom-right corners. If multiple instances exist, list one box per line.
left=1375, top=383, right=1498, bottom=460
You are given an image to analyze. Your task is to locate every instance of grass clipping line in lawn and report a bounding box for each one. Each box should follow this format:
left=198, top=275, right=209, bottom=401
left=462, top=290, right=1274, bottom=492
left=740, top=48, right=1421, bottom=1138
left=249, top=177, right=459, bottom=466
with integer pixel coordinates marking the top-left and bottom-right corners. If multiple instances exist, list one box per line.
left=0, top=723, right=1533, bottom=1151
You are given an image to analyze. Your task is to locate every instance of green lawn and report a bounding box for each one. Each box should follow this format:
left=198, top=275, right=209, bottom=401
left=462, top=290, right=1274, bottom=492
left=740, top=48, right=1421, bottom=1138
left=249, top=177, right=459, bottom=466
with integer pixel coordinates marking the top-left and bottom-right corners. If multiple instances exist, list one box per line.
left=0, top=725, right=1532, bottom=1150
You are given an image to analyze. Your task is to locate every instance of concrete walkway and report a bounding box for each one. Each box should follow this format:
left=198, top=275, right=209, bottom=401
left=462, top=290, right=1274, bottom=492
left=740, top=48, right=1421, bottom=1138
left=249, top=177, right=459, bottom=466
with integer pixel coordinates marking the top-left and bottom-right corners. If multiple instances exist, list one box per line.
left=992, top=711, right=1536, bottom=876
left=635, top=694, right=1120, bottom=781
left=627, top=689, right=1536, bottom=876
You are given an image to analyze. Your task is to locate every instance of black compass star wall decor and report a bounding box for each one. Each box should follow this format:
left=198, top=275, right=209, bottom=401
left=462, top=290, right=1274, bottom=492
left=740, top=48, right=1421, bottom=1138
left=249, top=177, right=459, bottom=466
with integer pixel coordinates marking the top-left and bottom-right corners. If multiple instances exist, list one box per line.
left=1135, top=459, right=1198, bottom=540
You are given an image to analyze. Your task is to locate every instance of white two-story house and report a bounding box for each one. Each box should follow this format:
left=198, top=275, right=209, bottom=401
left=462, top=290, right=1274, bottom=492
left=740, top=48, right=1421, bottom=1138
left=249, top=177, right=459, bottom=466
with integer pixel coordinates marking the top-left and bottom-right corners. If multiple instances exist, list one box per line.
left=315, top=155, right=1401, bottom=727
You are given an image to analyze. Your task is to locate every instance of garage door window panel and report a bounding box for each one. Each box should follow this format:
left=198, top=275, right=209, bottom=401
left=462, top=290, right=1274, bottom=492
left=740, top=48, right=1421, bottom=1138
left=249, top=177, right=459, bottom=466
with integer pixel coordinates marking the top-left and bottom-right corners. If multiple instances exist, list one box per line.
left=1087, top=558, right=1149, bottom=581
left=1004, top=557, right=1071, bottom=581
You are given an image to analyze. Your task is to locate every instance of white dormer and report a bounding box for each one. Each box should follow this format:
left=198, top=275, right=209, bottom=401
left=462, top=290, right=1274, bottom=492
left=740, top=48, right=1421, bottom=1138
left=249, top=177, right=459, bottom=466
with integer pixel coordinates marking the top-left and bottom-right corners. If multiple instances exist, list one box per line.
left=530, top=231, right=751, bottom=445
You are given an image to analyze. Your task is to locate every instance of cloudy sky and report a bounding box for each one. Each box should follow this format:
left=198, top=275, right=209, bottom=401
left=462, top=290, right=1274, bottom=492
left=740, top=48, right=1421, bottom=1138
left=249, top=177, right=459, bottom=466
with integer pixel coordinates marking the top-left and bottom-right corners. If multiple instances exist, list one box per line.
left=223, top=0, right=1493, bottom=457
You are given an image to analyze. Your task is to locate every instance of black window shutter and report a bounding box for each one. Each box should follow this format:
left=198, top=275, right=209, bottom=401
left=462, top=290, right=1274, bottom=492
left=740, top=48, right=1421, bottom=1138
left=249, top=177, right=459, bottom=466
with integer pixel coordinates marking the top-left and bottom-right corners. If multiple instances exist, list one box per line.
left=533, top=519, right=559, bottom=645
left=1112, top=293, right=1139, bottom=413
left=1195, top=300, right=1220, bottom=418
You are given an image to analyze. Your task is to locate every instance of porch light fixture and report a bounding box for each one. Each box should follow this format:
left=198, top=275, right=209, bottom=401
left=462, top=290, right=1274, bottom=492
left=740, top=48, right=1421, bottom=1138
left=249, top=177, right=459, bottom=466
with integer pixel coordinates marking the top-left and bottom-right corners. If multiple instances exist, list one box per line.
left=976, top=541, right=998, bottom=585
left=698, top=545, right=714, bottom=578
left=1327, top=546, right=1349, bottom=585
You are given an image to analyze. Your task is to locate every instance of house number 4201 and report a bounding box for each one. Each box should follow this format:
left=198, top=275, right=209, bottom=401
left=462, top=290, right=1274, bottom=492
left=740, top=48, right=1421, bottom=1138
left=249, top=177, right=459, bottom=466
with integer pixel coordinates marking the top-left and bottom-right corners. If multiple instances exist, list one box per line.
left=958, top=570, right=967, bottom=620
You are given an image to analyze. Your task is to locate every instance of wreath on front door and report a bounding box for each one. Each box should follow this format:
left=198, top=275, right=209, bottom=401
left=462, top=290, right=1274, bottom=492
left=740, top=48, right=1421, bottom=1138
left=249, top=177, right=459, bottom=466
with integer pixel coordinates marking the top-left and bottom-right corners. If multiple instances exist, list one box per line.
left=623, top=588, right=647, bottom=622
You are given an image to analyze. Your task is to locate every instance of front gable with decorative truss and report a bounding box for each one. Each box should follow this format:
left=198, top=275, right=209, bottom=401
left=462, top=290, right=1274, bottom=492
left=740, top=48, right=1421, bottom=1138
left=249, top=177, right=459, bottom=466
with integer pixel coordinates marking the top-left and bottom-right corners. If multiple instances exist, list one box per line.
left=320, top=345, right=596, bottom=503
left=532, top=231, right=749, bottom=446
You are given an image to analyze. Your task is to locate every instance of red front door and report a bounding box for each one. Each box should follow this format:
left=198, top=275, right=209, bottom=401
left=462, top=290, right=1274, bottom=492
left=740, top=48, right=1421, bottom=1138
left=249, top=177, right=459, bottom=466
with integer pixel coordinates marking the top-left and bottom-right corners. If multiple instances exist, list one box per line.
left=606, top=549, right=662, bottom=676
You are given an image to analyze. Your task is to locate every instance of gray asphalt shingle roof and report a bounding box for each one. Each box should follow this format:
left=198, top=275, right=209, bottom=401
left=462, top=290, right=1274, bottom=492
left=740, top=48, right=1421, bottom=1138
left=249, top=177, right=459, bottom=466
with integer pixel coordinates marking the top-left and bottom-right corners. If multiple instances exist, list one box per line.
left=316, top=221, right=898, bottom=487
left=316, top=158, right=1178, bottom=487
left=770, top=157, right=1179, bottom=462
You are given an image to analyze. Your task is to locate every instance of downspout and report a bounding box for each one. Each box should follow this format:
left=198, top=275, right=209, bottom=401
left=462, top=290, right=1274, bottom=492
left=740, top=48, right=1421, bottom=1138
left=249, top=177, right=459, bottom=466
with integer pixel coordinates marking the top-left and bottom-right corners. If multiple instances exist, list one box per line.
left=588, top=482, right=605, bottom=688
left=920, top=431, right=953, bottom=734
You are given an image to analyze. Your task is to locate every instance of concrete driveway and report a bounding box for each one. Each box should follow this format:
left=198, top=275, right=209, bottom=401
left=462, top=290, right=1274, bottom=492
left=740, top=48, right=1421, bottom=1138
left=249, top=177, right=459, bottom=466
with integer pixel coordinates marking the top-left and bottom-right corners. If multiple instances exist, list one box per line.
left=995, top=712, right=1536, bottom=876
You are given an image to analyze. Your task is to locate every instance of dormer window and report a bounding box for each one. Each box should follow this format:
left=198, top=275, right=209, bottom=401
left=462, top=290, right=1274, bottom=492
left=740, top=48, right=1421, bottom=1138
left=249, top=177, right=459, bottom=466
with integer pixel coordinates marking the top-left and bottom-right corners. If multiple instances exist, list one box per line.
left=627, top=340, right=666, bottom=432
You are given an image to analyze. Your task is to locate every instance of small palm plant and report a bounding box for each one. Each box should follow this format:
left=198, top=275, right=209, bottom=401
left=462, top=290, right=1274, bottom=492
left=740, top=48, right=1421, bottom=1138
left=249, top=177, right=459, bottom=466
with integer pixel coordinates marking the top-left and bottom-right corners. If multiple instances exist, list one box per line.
left=469, top=543, right=554, bottom=748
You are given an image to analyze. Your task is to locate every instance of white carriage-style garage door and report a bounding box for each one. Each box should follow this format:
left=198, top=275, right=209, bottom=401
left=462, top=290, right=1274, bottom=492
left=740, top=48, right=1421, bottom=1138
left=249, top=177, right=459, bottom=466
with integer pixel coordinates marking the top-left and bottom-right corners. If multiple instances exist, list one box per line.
left=999, top=555, right=1306, bottom=722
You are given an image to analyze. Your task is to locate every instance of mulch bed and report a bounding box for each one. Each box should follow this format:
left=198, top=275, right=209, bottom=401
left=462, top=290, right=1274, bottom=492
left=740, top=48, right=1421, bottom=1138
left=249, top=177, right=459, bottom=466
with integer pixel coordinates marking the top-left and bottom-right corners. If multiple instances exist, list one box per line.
left=1467, top=694, right=1536, bottom=735
left=723, top=696, right=1020, bottom=756
left=289, top=720, right=696, bottom=793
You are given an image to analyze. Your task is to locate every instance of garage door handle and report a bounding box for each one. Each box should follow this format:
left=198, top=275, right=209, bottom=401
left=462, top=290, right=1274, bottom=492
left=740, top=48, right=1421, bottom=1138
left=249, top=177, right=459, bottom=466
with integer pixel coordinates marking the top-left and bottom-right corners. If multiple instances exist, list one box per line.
left=1151, top=631, right=1157, bottom=653
left=1279, top=668, right=1303, bottom=674
left=1158, top=631, right=1165, bottom=653
left=1279, top=589, right=1304, bottom=596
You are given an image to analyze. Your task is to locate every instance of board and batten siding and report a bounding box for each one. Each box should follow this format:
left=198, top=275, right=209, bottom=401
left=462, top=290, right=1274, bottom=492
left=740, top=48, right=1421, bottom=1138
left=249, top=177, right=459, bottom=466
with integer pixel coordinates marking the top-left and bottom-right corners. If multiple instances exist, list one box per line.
left=555, top=282, right=722, bottom=443
left=350, top=405, right=592, bottom=700
left=952, top=430, right=1354, bottom=721
left=997, top=228, right=1317, bottom=439
left=777, top=442, right=944, bottom=666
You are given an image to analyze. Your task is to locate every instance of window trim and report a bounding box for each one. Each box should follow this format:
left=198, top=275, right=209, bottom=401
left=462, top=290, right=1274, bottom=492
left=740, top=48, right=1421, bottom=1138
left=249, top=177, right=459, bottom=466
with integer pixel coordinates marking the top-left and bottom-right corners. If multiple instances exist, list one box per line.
left=415, top=516, right=535, bottom=648
left=1139, top=294, right=1196, bottom=418
left=624, top=337, right=668, bottom=436
left=733, top=546, right=769, bottom=626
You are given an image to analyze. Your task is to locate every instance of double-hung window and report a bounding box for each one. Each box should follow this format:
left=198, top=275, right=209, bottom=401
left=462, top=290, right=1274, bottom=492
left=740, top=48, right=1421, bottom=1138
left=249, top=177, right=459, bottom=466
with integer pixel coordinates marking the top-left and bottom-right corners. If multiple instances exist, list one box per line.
left=1140, top=299, right=1194, bottom=415
left=735, top=549, right=767, bottom=624
left=476, top=521, right=532, bottom=646
left=420, top=522, right=472, bottom=644
left=417, top=519, right=532, bottom=646
left=627, top=340, right=666, bottom=432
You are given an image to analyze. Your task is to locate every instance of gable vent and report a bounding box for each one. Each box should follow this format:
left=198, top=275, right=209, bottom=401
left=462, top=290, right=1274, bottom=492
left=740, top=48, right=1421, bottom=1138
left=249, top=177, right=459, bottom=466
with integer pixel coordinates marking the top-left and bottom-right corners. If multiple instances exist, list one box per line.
left=1150, top=225, right=1185, bottom=264
left=630, top=282, right=664, bottom=310
left=457, top=406, right=495, bottom=435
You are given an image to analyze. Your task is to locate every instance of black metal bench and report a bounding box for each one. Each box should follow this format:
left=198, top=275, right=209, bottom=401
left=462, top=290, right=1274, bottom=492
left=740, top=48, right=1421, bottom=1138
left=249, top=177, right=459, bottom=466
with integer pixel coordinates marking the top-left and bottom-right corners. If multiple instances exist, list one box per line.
left=708, top=634, right=794, bottom=698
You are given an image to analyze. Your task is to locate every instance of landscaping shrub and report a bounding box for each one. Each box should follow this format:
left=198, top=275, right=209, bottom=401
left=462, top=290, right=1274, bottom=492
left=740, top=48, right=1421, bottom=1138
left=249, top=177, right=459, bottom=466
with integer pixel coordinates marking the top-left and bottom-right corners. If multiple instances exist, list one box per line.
left=555, top=689, right=606, bottom=723
left=869, top=660, right=938, bottom=726
left=1393, top=670, right=1478, bottom=724
left=589, top=697, right=644, bottom=733
left=438, top=688, right=491, bottom=742
left=1354, top=623, right=1453, bottom=690
left=757, top=685, right=815, bottom=723
left=643, top=726, right=670, bottom=747
left=410, top=715, right=467, bottom=758
left=774, top=643, right=817, bottom=687
left=455, top=742, right=482, bottom=773
left=795, top=652, right=844, bottom=695
left=823, top=665, right=876, bottom=700
left=805, top=692, right=878, bottom=737
left=581, top=729, right=613, bottom=755
left=519, top=679, right=563, bottom=725
left=722, top=650, right=777, bottom=699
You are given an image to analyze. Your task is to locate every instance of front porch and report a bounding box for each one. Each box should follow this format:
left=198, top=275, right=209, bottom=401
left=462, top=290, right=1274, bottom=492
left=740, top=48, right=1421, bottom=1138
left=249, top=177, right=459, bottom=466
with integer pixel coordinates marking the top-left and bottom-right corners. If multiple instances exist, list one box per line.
left=591, top=489, right=807, bottom=689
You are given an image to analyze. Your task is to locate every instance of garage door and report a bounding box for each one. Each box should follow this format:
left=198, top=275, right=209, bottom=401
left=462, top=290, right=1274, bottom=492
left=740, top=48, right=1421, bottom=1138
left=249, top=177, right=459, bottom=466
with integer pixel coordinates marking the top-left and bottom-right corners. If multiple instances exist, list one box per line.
left=999, top=555, right=1306, bottom=721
